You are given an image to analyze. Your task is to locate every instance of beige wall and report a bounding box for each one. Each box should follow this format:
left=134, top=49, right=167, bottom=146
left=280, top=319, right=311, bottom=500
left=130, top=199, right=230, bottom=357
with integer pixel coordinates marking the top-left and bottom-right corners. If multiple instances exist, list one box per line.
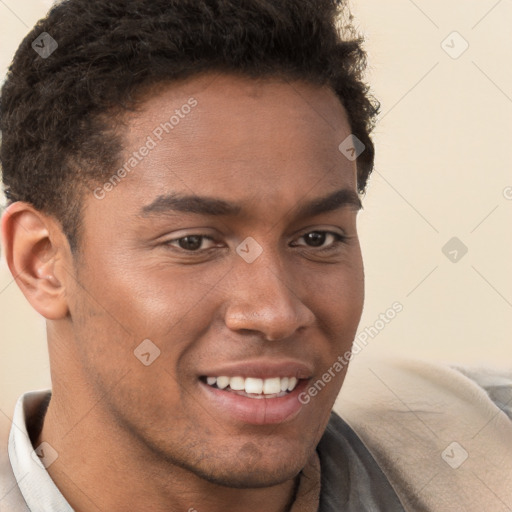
left=1, top=0, right=511, bottom=413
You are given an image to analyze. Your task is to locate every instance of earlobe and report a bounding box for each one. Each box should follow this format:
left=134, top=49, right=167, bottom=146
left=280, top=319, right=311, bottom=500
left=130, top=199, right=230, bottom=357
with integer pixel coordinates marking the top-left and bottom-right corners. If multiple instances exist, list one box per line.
left=1, top=202, right=69, bottom=320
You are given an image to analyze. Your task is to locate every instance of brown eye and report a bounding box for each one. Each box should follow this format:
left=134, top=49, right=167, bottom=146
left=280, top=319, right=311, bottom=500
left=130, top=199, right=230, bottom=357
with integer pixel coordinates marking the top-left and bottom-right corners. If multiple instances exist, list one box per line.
left=304, top=232, right=327, bottom=247
left=295, top=231, right=346, bottom=250
left=166, top=235, right=217, bottom=252
left=177, top=235, right=204, bottom=251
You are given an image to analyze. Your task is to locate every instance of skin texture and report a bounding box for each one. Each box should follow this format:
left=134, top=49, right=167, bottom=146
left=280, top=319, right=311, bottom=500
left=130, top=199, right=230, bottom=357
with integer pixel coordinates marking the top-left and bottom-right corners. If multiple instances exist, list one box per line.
left=2, top=73, right=365, bottom=512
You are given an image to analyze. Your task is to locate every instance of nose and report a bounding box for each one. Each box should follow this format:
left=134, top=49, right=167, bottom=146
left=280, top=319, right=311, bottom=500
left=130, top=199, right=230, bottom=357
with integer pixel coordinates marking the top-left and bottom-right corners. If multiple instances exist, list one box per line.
left=223, top=252, right=315, bottom=341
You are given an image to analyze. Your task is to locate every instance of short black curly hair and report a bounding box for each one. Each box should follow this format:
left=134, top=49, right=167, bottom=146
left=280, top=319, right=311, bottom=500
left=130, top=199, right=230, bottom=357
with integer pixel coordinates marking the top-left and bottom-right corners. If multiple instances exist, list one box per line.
left=0, top=0, right=379, bottom=251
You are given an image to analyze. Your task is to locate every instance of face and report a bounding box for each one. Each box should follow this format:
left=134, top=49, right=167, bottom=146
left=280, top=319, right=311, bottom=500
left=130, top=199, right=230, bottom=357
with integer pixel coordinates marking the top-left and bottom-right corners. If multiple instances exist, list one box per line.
left=67, top=73, right=364, bottom=487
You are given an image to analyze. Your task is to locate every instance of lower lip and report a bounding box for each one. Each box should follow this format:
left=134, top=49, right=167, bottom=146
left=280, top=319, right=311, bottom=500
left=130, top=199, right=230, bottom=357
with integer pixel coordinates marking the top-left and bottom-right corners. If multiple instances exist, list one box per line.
left=199, top=379, right=309, bottom=425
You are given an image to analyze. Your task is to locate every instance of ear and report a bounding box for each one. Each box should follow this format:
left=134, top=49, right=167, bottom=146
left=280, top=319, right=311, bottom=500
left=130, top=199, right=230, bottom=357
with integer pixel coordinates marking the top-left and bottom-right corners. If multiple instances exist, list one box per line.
left=1, top=202, right=70, bottom=320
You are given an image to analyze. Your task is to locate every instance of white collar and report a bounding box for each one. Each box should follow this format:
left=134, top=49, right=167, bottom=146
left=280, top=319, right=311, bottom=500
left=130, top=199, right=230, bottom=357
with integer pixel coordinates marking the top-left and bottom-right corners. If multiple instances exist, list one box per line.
left=8, top=390, right=74, bottom=512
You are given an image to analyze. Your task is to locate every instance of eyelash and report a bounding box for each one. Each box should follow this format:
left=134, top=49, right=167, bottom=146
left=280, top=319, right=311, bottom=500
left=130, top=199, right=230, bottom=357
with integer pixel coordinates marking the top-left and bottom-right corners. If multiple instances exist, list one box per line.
left=165, top=231, right=347, bottom=253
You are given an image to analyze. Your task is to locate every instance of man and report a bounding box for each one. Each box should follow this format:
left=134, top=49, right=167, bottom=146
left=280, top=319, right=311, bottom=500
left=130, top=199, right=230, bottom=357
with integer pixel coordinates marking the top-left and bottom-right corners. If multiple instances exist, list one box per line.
left=0, top=1, right=511, bottom=511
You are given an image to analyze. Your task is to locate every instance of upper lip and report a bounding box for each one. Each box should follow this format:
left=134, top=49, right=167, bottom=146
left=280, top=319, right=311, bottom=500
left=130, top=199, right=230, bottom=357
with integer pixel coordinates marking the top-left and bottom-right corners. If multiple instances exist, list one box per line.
left=199, top=359, right=314, bottom=380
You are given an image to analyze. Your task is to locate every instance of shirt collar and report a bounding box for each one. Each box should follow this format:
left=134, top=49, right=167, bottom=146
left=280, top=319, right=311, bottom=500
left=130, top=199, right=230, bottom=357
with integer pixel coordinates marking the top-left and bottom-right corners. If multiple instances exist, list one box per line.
left=8, top=390, right=74, bottom=512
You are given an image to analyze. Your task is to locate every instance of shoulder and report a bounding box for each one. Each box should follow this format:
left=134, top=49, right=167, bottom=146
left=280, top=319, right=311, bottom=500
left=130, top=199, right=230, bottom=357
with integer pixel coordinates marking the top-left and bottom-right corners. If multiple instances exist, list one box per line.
left=334, top=357, right=512, bottom=512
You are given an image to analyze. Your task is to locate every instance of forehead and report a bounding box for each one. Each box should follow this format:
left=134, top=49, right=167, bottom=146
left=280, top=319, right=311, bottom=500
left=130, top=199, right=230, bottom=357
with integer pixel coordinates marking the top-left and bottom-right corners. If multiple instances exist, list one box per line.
left=88, top=73, right=357, bottom=222
left=133, top=73, right=351, bottom=145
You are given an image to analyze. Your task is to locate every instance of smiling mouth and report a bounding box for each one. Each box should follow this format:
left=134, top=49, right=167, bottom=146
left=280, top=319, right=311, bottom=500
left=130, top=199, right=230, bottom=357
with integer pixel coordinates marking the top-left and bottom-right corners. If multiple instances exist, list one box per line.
left=200, top=376, right=300, bottom=399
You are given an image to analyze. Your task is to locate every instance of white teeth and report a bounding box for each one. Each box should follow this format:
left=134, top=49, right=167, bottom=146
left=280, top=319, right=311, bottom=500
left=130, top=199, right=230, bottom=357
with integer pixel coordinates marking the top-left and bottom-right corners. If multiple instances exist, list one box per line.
left=245, top=378, right=263, bottom=394
left=216, top=376, right=230, bottom=389
left=229, top=376, right=245, bottom=391
left=287, top=377, right=298, bottom=392
left=263, top=377, right=281, bottom=395
left=205, top=375, right=300, bottom=395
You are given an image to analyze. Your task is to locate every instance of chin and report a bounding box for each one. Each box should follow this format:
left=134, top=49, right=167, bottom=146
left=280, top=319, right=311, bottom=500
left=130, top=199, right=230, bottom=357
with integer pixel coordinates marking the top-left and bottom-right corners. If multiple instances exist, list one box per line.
left=171, top=441, right=310, bottom=490
left=196, top=460, right=303, bottom=489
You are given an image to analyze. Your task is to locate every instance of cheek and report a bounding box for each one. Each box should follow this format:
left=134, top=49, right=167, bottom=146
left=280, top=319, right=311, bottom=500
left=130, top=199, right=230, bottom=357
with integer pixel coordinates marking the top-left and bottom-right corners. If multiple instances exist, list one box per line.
left=77, top=249, right=217, bottom=337
left=67, top=259, right=219, bottom=400
left=303, top=260, right=364, bottom=333
left=68, top=277, right=192, bottom=427
left=299, top=261, right=364, bottom=398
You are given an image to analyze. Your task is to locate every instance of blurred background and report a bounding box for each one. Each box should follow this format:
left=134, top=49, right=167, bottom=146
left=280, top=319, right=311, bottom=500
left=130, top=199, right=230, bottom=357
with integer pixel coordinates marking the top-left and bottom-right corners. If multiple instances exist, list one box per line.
left=1, top=0, right=511, bottom=414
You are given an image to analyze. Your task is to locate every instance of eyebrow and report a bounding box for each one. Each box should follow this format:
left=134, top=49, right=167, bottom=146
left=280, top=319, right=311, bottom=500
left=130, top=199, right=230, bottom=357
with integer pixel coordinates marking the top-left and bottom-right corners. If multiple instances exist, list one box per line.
left=140, top=188, right=362, bottom=219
